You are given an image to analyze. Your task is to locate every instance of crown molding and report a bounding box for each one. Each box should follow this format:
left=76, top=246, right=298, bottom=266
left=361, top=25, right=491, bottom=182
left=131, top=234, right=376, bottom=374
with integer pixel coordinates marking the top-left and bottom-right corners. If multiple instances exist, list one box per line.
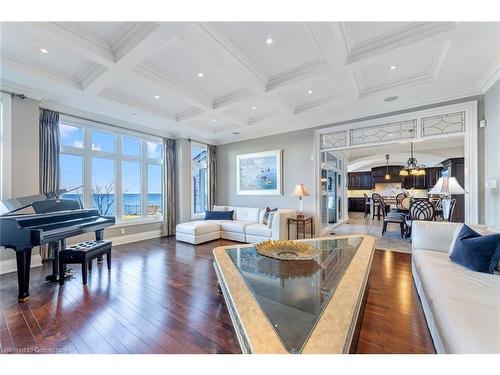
left=1, top=55, right=82, bottom=90
left=478, top=59, right=500, bottom=93
left=341, top=22, right=458, bottom=65
left=112, top=22, right=160, bottom=62
left=0, top=79, right=45, bottom=101
left=266, top=59, right=330, bottom=92
left=175, top=107, right=205, bottom=122
left=294, top=95, right=341, bottom=115
left=248, top=111, right=279, bottom=126
left=213, top=88, right=252, bottom=109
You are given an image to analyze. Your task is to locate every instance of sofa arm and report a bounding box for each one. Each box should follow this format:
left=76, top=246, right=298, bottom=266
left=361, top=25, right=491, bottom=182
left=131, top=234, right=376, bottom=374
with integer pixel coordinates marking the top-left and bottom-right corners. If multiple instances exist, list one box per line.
left=271, top=209, right=297, bottom=240
left=412, top=220, right=461, bottom=253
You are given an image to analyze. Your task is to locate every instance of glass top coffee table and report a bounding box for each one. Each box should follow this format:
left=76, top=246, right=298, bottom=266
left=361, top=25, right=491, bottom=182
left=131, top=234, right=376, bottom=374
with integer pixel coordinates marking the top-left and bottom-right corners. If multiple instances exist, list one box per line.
left=213, top=235, right=375, bottom=354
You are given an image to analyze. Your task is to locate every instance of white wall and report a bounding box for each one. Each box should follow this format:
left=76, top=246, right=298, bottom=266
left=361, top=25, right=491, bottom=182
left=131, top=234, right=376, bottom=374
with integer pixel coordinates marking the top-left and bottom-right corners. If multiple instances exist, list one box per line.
left=217, top=129, right=315, bottom=216
left=175, top=138, right=192, bottom=223
left=483, top=80, right=500, bottom=226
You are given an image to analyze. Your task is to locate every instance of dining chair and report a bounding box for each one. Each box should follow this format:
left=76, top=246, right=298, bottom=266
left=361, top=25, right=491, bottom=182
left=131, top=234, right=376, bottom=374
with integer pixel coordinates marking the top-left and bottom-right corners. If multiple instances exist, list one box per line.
left=371, top=193, right=384, bottom=220
left=445, top=199, right=457, bottom=222
left=377, top=196, right=406, bottom=238
left=406, top=199, right=435, bottom=238
left=363, top=193, right=370, bottom=218
left=394, top=192, right=407, bottom=214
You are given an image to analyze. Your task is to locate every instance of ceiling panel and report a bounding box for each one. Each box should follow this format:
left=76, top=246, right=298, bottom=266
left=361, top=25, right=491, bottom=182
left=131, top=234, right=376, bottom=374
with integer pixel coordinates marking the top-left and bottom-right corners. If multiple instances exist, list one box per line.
left=353, top=39, right=447, bottom=96
left=0, top=22, right=92, bottom=79
left=273, top=72, right=341, bottom=110
left=210, top=22, right=322, bottom=79
left=221, top=96, right=277, bottom=124
left=102, top=73, right=196, bottom=116
left=143, top=38, right=245, bottom=100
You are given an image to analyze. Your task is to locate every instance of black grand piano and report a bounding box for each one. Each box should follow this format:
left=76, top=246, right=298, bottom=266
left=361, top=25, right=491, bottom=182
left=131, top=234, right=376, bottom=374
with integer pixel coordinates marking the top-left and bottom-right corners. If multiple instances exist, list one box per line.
left=0, top=188, right=115, bottom=302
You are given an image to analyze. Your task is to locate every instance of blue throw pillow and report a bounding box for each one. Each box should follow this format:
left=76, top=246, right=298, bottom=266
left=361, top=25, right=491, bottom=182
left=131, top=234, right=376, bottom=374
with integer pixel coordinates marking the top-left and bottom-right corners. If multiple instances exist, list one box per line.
left=204, top=210, right=234, bottom=221
left=449, top=225, right=500, bottom=274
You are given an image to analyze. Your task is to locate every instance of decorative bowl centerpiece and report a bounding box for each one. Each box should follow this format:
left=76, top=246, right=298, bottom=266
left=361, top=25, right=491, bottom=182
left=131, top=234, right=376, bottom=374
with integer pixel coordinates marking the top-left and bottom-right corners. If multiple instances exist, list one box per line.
left=255, top=240, right=319, bottom=261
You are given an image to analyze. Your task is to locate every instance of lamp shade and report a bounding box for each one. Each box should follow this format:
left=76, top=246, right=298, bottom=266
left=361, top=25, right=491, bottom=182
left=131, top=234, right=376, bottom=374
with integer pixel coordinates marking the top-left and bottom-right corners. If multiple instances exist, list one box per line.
left=291, top=184, right=311, bottom=197
left=428, top=176, right=467, bottom=196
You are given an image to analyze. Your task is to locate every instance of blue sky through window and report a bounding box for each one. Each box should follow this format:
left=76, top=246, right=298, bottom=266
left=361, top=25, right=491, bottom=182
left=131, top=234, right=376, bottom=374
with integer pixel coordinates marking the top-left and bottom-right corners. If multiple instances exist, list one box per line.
left=60, top=154, right=83, bottom=188
left=92, top=130, right=115, bottom=152
left=60, top=124, right=84, bottom=148
left=92, top=158, right=115, bottom=190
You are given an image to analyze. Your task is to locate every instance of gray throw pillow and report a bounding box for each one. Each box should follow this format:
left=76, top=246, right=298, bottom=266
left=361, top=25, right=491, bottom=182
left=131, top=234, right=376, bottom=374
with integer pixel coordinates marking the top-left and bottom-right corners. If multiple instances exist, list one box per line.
left=262, top=207, right=277, bottom=226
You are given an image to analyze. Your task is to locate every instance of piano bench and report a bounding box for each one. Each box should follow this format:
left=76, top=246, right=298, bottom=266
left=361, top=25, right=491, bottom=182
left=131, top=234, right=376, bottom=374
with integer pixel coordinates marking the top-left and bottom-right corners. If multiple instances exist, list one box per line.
left=59, top=240, right=112, bottom=286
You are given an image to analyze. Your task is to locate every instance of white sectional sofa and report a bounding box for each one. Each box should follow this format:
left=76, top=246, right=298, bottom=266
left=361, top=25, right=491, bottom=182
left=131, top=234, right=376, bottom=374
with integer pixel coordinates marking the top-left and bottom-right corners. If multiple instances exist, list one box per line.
left=411, top=221, right=500, bottom=354
left=176, top=206, right=297, bottom=245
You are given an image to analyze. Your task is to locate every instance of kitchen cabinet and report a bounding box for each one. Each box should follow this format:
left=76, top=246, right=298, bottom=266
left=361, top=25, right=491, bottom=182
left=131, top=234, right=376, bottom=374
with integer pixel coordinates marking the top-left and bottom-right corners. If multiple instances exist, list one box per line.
left=348, top=197, right=366, bottom=212
left=348, top=172, right=372, bottom=190
left=371, top=166, right=404, bottom=184
left=403, top=174, right=426, bottom=189
left=425, top=167, right=442, bottom=189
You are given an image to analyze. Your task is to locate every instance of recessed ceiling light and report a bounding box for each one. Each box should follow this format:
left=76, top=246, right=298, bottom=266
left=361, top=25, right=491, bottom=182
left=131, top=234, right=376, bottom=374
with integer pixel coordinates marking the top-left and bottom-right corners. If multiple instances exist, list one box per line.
left=197, top=72, right=204, bottom=78
left=307, top=90, right=313, bottom=95
left=212, top=119, right=216, bottom=123
left=153, top=95, right=160, bottom=99
left=384, top=96, right=398, bottom=102
left=252, top=106, right=257, bottom=111
left=38, top=47, right=49, bottom=54
left=388, top=65, right=397, bottom=71
left=265, top=37, right=274, bottom=45
left=232, top=132, right=240, bottom=135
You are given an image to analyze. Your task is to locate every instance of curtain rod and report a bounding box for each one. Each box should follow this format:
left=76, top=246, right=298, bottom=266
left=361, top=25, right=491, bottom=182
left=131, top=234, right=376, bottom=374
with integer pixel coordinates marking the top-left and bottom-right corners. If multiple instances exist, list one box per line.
left=187, top=138, right=215, bottom=147
left=0, top=89, right=26, bottom=99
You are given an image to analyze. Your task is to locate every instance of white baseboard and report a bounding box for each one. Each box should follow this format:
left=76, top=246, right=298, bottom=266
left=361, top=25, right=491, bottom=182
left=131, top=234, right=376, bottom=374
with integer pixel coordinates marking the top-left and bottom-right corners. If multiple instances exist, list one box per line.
left=0, top=253, right=42, bottom=275
left=0, top=230, right=164, bottom=275
left=109, top=229, right=165, bottom=246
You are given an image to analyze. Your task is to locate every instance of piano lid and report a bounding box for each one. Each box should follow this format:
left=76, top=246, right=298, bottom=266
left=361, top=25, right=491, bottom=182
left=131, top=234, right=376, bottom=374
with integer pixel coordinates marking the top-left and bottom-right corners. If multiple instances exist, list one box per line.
left=0, top=186, right=83, bottom=216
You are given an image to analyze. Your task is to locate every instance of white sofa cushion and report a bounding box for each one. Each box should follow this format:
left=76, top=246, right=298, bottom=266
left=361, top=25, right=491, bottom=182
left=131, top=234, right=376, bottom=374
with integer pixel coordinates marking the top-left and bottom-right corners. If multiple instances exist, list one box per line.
left=234, top=207, right=261, bottom=222
left=213, top=205, right=228, bottom=211
left=220, top=220, right=255, bottom=233
left=246, top=223, right=272, bottom=237
left=176, top=220, right=220, bottom=236
left=417, top=261, right=500, bottom=308
left=432, top=298, right=500, bottom=353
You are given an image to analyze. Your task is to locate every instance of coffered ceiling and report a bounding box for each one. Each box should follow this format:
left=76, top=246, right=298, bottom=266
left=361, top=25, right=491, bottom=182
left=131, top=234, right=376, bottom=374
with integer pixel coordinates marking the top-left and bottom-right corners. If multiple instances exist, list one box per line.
left=1, top=22, right=499, bottom=144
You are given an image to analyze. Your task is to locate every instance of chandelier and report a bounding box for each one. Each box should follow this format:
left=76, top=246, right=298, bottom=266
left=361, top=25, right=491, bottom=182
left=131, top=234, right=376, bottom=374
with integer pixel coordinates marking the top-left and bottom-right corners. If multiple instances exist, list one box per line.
left=399, top=134, right=425, bottom=176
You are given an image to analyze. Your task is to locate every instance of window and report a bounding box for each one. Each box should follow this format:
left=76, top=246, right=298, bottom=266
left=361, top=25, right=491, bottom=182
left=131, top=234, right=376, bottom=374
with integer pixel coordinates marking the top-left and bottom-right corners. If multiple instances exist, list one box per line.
left=191, top=142, right=208, bottom=218
left=147, top=164, right=162, bottom=217
left=60, top=154, right=83, bottom=205
left=122, top=161, right=141, bottom=220
left=59, top=117, right=164, bottom=224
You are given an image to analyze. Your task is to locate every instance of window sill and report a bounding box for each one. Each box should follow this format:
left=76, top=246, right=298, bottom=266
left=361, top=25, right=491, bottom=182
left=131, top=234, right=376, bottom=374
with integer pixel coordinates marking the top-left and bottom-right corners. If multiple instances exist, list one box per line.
left=110, top=217, right=163, bottom=229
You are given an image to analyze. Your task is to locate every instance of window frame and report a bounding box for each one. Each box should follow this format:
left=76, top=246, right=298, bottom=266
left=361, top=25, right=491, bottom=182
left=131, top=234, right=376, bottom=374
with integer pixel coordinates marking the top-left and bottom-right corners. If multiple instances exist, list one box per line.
left=190, top=141, right=208, bottom=220
left=59, top=115, right=164, bottom=226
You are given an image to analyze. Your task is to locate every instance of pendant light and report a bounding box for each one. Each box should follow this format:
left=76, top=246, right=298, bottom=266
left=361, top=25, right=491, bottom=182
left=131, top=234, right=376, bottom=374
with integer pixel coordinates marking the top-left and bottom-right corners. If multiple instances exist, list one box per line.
left=384, top=154, right=391, bottom=180
left=399, top=130, right=426, bottom=176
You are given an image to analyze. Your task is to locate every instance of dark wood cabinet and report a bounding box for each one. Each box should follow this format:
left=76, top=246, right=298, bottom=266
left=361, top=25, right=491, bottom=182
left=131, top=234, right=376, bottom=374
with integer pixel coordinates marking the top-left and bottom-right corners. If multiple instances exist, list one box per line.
left=348, top=172, right=372, bottom=190
left=371, top=166, right=404, bottom=184
left=402, top=174, right=426, bottom=189
left=425, top=167, right=442, bottom=189
left=348, top=198, right=366, bottom=212
left=441, top=158, right=465, bottom=222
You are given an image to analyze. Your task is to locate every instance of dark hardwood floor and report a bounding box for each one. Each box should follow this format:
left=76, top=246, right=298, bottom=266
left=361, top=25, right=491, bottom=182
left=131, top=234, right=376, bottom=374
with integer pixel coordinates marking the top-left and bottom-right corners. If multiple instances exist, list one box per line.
left=0, top=237, right=435, bottom=354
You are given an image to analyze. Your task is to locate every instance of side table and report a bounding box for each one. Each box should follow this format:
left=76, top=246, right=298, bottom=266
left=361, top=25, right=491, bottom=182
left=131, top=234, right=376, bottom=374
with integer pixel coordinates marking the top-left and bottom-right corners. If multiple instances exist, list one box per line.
left=287, top=217, right=314, bottom=239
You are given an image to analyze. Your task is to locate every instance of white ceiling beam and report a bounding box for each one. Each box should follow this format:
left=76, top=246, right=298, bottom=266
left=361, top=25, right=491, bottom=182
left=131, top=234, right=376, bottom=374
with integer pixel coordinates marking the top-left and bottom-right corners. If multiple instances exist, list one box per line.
left=30, top=23, right=116, bottom=68
left=83, top=24, right=180, bottom=94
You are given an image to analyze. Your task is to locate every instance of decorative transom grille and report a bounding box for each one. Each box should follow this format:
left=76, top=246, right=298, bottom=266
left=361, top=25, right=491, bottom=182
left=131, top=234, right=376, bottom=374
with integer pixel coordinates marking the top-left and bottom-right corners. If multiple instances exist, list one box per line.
left=350, top=119, right=417, bottom=146
left=421, top=111, right=465, bottom=137
left=320, top=130, right=347, bottom=150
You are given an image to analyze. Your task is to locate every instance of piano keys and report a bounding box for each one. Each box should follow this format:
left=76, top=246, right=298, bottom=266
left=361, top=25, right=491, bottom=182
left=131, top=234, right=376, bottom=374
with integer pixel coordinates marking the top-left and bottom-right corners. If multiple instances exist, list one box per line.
left=0, top=190, right=115, bottom=302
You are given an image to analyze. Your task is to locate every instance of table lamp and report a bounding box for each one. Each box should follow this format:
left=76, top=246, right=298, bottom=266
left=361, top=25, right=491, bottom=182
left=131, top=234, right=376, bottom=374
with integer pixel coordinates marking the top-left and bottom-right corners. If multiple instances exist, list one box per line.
left=428, top=176, right=467, bottom=221
left=291, top=184, right=310, bottom=219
